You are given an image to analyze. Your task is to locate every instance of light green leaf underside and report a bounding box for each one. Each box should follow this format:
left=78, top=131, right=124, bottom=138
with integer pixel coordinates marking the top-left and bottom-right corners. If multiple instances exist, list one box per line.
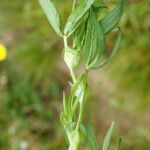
left=39, top=0, right=63, bottom=37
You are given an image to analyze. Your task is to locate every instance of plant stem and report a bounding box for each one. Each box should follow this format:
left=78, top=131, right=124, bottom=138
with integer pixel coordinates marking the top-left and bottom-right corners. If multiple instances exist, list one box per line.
left=76, top=103, right=84, bottom=131
left=64, top=36, right=68, bottom=48
left=63, top=36, right=76, bottom=83
left=70, top=68, right=76, bottom=83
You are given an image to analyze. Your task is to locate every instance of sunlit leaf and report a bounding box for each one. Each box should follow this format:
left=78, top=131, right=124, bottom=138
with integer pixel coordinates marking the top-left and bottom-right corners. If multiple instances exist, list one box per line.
left=39, top=0, right=63, bottom=37
left=64, top=0, right=95, bottom=36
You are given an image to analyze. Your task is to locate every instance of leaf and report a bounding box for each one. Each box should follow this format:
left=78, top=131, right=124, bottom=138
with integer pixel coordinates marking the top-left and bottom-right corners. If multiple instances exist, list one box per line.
left=73, top=24, right=86, bottom=49
left=70, top=74, right=87, bottom=113
left=79, top=124, right=87, bottom=143
left=102, top=122, right=115, bottom=150
left=39, top=0, right=63, bottom=37
left=64, top=0, right=95, bottom=36
left=83, top=7, right=105, bottom=69
left=94, top=5, right=108, bottom=16
left=116, top=138, right=122, bottom=150
left=68, top=75, right=83, bottom=118
left=63, top=91, right=69, bottom=115
left=100, top=0, right=128, bottom=35
left=92, top=27, right=122, bottom=70
left=87, top=124, right=99, bottom=150
left=83, top=16, right=93, bottom=66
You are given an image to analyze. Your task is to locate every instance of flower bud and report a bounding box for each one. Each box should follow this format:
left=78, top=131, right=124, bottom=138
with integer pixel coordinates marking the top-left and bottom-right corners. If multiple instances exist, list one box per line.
left=64, top=47, right=80, bottom=70
left=68, top=129, right=80, bottom=150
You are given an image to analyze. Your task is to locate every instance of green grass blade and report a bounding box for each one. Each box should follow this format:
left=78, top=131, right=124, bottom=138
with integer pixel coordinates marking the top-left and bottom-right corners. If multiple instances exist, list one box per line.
left=92, top=27, right=122, bottom=70
left=102, top=122, right=115, bottom=150
left=100, top=0, right=128, bottom=35
left=39, top=0, right=63, bottom=37
left=64, top=0, right=95, bottom=36
left=87, top=124, right=99, bottom=150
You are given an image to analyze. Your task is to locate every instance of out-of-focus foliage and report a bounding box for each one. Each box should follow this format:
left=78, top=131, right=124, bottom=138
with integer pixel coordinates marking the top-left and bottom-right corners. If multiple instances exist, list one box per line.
left=0, top=0, right=150, bottom=149
left=110, top=0, right=150, bottom=108
left=0, top=0, right=68, bottom=149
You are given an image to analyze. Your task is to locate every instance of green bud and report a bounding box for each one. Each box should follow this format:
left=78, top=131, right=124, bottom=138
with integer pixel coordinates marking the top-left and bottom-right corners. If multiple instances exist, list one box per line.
left=64, top=47, right=80, bottom=71
left=68, top=124, right=87, bottom=149
left=68, top=129, right=80, bottom=150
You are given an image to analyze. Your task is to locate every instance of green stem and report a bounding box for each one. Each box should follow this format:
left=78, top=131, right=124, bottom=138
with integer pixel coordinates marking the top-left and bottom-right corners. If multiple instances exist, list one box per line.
left=76, top=103, right=84, bottom=130
left=64, top=36, right=68, bottom=48
left=76, top=69, right=88, bottom=130
left=70, top=68, right=76, bottom=83
left=63, top=36, right=76, bottom=83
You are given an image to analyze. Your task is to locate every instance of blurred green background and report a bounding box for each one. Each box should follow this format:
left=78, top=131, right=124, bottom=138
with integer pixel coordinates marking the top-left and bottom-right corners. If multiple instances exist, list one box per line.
left=0, top=0, right=150, bottom=149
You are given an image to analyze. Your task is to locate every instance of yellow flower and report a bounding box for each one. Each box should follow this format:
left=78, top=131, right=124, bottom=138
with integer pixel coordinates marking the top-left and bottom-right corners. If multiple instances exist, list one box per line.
left=0, top=44, right=7, bottom=61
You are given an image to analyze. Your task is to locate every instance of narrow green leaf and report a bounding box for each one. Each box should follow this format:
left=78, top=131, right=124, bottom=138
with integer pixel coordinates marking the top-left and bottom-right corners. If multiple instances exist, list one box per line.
left=102, top=122, right=115, bottom=150
left=116, top=138, right=122, bottom=150
left=87, top=124, right=99, bottom=150
left=88, top=8, right=105, bottom=67
left=92, top=27, right=122, bottom=70
left=100, top=0, right=128, bottom=34
left=39, top=0, right=63, bottom=37
left=73, top=24, right=86, bottom=49
left=64, top=0, right=95, bottom=36
left=68, top=75, right=83, bottom=118
left=83, top=17, right=94, bottom=66
left=83, top=8, right=105, bottom=69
